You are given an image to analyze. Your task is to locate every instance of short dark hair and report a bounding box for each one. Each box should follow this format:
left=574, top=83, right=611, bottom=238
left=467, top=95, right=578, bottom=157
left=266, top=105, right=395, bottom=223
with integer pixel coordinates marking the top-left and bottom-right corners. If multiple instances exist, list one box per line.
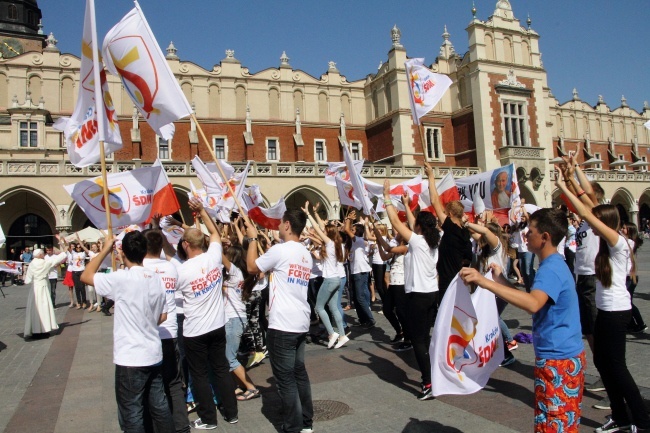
left=282, top=209, right=307, bottom=236
left=143, top=229, right=163, bottom=256
left=121, top=231, right=147, bottom=264
left=528, top=208, right=566, bottom=247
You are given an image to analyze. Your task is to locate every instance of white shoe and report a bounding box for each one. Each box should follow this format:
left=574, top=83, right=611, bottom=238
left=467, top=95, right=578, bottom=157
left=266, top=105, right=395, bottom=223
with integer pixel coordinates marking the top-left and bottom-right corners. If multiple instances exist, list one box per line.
left=327, top=332, right=339, bottom=349
left=334, top=335, right=349, bottom=349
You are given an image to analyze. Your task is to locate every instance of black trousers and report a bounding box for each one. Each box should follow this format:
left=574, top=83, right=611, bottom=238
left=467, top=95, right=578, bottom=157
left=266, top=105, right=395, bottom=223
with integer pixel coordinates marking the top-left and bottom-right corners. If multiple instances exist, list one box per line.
left=383, top=283, right=405, bottom=336
left=407, top=291, right=439, bottom=385
left=161, top=338, right=190, bottom=433
left=72, top=271, right=86, bottom=305
left=183, top=326, right=237, bottom=425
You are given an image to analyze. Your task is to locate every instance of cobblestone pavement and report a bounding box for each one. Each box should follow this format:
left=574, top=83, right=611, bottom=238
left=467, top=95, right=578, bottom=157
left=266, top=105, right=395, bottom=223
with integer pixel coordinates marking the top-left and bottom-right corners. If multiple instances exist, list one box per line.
left=0, top=247, right=648, bottom=432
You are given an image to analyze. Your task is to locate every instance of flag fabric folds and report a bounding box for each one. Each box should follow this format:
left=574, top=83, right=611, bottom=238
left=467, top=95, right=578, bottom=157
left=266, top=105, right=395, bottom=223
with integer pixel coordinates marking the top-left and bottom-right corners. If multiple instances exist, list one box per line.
left=102, top=1, right=192, bottom=140
left=57, top=0, right=122, bottom=167
left=243, top=195, right=286, bottom=230
left=405, top=58, right=453, bottom=125
left=324, top=160, right=364, bottom=186
left=430, top=273, right=503, bottom=396
left=419, top=172, right=460, bottom=214
left=340, top=139, right=377, bottom=218
left=147, top=159, right=180, bottom=222
left=0, top=261, right=22, bottom=274
left=63, top=165, right=162, bottom=229
left=335, top=177, right=363, bottom=209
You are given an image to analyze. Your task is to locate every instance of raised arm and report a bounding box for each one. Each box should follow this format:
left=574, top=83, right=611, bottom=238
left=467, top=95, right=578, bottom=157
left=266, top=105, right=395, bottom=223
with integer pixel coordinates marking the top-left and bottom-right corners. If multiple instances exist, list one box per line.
left=344, top=209, right=357, bottom=239
left=383, top=179, right=413, bottom=243
left=312, top=202, right=326, bottom=231
left=81, top=237, right=115, bottom=286
left=466, top=221, right=499, bottom=249
left=302, top=201, right=331, bottom=244
left=425, top=162, right=447, bottom=225
left=555, top=177, right=618, bottom=247
left=402, top=194, right=416, bottom=230
left=189, top=198, right=220, bottom=244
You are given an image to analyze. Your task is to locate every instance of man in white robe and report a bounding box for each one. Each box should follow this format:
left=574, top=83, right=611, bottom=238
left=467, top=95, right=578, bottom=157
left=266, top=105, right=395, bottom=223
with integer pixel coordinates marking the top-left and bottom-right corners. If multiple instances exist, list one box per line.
left=24, top=244, right=66, bottom=339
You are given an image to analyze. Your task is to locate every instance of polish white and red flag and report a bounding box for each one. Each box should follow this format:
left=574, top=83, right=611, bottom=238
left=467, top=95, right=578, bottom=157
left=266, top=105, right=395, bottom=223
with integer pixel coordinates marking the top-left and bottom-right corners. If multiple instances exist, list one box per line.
left=0, top=260, right=21, bottom=274
left=376, top=176, right=422, bottom=221
left=335, top=177, right=363, bottom=209
left=102, top=1, right=192, bottom=140
left=243, top=195, right=286, bottom=230
left=146, top=159, right=180, bottom=222
left=419, top=172, right=460, bottom=214
left=55, top=0, right=122, bottom=167
left=324, top=160, right=364, bottom=186
left=405, top=58, right=453, bottom=125
left=63, top=165, right=162, bottom=229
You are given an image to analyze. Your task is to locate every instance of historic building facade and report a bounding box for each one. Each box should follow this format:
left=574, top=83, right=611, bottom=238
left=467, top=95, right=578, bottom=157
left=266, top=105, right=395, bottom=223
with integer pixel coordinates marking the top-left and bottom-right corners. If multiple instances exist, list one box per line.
left=0, top=0, right=649, bottom=254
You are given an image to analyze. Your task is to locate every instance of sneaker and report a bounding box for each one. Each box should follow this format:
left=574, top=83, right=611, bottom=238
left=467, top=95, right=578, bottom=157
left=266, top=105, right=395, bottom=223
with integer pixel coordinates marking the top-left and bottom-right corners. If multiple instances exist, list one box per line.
left=362, top=320, right=376, bottom=329
left=587, top=378, right=606, bottom=392
left=631, top=325, right=648, bottom=334
left=327, top=332, right=340, bottom=349
left=418, top=383, right=434, bottom=401
left=500, top=354, right=516, bottom=367
left=506, top=340, right=518, bottom=351
left=186, top=401, right=197, bottom=413
left=223, top=415, right=238, bottom=424
left=191, top=418, right=217, bottom=430
left=395, top=342, right=413, bottom=352
left=300, top=428, right=314, bottom=433
left=594, top=397, right=611, bottom=410
left=334, top=335, right=349, bottom=349
left=594, top=416, right=631, bottom=432
left=246, top=351, right=266, bottom=369
left=391, top=333, right=404, bottom=344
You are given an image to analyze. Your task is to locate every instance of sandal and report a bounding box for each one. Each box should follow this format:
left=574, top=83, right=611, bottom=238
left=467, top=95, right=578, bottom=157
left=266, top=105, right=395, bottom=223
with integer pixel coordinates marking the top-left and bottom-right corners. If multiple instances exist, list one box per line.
left=236, top=389, right=260, bottom=401
left=234, top=387, right=245, bottom=396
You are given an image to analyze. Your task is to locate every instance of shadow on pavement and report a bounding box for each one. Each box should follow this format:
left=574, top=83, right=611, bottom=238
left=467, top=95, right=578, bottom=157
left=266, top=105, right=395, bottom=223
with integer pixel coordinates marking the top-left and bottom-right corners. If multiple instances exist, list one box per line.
left=56, top=319, right=91, bottom=333
left=401, top=417, right=463, bottom=432
left=257, top=378, right=284, bottom=432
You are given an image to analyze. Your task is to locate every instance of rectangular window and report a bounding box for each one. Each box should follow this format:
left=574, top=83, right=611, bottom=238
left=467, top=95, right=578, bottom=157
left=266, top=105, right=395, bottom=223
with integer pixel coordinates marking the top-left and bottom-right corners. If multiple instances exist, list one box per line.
left=158, top=137, right=170, bottom=160
left=214, top=137, right=226, bottom=160
left=19, top=121, right=38, bottom=147
left=424, top=126, right=443, bottom=160
left=314, top=139, right=325, bottom=162
left=502, top=101, right=528, bottom=147
left=267, top=138, right=279, bottom=161
left=594, top=152, right=602, bottom=170
left=618, top=154, right=626, bottom=171
left=350, top=142, right=361, bottom=160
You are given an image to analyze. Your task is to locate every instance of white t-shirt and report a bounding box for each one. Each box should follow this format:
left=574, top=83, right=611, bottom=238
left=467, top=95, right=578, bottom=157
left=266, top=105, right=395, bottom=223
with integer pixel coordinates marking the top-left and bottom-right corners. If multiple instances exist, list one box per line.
left=596, top=235, right=631, bottom=311
left=68, top=251, right=87, bottom=271
left=556, top=237, right=566, bottom=258
left=143, top=258, right=178, bottom=340
left=94, top=266, right=165, bottom=367
left=46, top=254, right=59, bottom=279
left=336, top=244, right=346, bottom=278
left=255, top=241, right=312, bottom=333
left=176, top=242, right=226, bottom=338
left=169, top=255, right=184, bottom=314
left=575, top=221, right=599, bottom=275
left=322, top=240, right=340, bottom=279
left=515, top=228, right=529, bottom=253
left=478, top=240, right=505, bottom=274
left=224, top=264, right=247, bottom=320
left=404, top=233, right=439, bottom=294
left=66, top=251, right=74, bottom=267
left=350, top=237, right=371, bottom=274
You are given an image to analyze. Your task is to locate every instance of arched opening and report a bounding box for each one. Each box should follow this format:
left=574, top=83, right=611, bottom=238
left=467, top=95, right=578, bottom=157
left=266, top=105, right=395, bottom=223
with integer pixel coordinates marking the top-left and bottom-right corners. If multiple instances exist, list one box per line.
left=518, top=182, right=536, bottom=205
left=638, top=189, right=650, bottom=230
left=610, top=188, right=634, bottom=225
left=285, top=186, right=332, bottom=220
left=7, top=213, right=54, bottom=252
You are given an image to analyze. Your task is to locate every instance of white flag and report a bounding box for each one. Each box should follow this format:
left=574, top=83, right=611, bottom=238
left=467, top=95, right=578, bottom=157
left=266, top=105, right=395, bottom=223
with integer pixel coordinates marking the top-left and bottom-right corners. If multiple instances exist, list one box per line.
left=340, top=139, right=376, bottom=217
left=405, top=58, right=452, bottom=125
left=324, top=160, right=364, bottom=186
left=430, top=273, right=503, bottom=396
left=57, top=0, right=122, bottom=167
left=63, top=166, right=162, bottom=229
left=102, top=1, right=192, bottom=140
left=0, top=222, right=5, bottom=248
left=335, top=177, right=363, bottom=209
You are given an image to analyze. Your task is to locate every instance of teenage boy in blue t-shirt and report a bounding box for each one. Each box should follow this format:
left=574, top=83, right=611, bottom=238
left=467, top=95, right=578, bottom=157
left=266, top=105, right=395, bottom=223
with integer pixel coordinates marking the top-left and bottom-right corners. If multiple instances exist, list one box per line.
left=460, top=208, right=585, bottom=433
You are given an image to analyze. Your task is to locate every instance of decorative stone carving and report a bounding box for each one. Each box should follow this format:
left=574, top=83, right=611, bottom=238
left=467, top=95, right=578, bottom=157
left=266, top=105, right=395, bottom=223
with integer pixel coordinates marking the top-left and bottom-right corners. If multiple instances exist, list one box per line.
left=498, top=69, right=525, bottom=88
left=328, top=61, right=338, bottom=72
left=166, top=41, right=178, bottom=60
left=45, top=33, right=58, bottom=51
left=391, top=25, right=403, bottom=49
left=179, top=63, right=190, bottom=73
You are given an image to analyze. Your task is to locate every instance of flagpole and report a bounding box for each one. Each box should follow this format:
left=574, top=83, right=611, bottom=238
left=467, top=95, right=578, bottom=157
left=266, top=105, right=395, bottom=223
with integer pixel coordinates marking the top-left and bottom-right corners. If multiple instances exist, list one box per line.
left=88, top=0, right=114, bottom=254
left=190, top=113, right=247, bottom=218
left=417, top=124, right=428, bottom=165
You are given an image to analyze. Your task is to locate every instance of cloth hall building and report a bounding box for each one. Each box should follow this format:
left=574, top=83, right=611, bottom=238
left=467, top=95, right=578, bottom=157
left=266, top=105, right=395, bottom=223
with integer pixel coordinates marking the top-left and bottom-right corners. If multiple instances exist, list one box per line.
left=0, top=0, right=649, bottom=253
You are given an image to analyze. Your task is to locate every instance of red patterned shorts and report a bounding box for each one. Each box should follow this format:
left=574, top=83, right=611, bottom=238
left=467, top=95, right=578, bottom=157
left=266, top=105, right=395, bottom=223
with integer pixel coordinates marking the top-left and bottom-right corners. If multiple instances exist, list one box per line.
left=533, top=351, right=586, bottom=433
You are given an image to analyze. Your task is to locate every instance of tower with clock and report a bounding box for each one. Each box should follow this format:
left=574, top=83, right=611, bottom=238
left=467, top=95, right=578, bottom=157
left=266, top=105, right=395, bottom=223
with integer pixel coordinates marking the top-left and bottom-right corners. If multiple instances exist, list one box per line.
left=0, top=0, right=45, bottom=58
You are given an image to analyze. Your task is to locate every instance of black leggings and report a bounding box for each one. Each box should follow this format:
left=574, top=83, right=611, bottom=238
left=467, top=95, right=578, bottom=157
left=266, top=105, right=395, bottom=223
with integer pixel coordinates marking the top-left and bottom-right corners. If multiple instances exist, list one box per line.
left=383, top=284, right=406, bottom=336
left=407, top=291, right=439, bottom=385
left=72, top=271, right=86, bottom=305
left=371, top=263, right=386, bottom=302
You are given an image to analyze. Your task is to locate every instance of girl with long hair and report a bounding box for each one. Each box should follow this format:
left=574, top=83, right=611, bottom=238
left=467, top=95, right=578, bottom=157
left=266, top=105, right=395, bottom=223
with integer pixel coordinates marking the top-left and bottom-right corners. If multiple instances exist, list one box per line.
left=302, top=202, right=349, bottom=349
left=383, top=180, right=440, bottom=401
left=558, top=179, right=650, bottom=432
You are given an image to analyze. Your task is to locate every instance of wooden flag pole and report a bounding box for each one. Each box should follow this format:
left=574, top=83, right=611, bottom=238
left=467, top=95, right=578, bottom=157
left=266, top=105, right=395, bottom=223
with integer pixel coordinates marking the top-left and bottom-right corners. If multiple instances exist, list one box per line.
left=97, top=140, right=116, bottom=270
left=417, top=123, right=428, bottom=164
left=190, top=113, right=247, bottom=218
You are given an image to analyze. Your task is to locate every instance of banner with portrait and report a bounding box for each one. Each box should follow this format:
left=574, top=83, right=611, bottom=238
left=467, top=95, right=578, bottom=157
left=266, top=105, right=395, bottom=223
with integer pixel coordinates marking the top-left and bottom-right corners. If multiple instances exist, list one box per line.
left=455, top=163, right=520, bottom=212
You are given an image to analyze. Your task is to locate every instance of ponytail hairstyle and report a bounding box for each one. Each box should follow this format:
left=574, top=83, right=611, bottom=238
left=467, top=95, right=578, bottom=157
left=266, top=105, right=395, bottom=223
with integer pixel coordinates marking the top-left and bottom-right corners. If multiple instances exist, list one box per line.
left=592, top=205, right=620, bottom=288
left=415, top=211, right=440, bottom=250
left=325, top=224, right=344, bottom=262
left=624, top=222, right=642, bottom=254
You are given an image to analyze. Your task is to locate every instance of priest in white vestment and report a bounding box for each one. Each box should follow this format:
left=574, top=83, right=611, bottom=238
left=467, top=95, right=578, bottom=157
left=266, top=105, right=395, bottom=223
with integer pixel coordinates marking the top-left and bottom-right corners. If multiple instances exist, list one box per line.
left=24, top=246, right=67, bottom=339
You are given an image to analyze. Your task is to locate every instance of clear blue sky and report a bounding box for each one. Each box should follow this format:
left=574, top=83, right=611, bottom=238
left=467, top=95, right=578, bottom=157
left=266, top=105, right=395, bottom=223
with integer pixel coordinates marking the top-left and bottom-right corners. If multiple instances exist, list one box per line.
left=40, top=0, right=649, bottom=111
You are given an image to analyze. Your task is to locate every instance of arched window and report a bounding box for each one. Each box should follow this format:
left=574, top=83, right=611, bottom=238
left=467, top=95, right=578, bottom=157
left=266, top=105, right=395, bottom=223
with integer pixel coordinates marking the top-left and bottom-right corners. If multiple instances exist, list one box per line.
left=269, top=88, right=280, bottom=119
left=340, top=94, right=351, bottom=122
left=484, top=34, right=495, bottom=60
left=318, top=92, right=328, bottom=122
left=293, top=90, right=303, bottom=119
left=235, top=86, right=246, bottom=118
left=61, top=77, right=74, bottom=112
left=208, top=84, right=220, bottom=118
left=8, top=4, right=17, bottom=20
left=0, top=73, right=7, bottom=109
left=521, top=41, right=531, bottom=66
left=28, top=75, right=42, bottom=102
left=503, top=37, right=513, bottom=63
left=181, top=82, right=192, bottom=106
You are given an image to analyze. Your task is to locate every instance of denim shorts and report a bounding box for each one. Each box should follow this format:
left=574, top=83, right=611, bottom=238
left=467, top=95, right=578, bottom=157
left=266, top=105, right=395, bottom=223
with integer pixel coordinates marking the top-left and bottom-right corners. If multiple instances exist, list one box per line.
left=225, top=317, right=245, bottom=371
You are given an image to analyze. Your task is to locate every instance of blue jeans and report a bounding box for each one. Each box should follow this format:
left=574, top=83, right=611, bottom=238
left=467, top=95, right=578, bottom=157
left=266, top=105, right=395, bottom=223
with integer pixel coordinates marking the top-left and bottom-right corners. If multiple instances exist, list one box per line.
left=115, top=364, right=174, bottom=433
left=350, top=272, right=374, bottom=324
left=517, top=251, right=536, bottom=292
left=337, top=277, right=346, bottom=323
left=225, top=317, right=245, bottom=371
left=267, top=329, right=313, bottom=433
left=316, top=278, right=345, bottom=336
